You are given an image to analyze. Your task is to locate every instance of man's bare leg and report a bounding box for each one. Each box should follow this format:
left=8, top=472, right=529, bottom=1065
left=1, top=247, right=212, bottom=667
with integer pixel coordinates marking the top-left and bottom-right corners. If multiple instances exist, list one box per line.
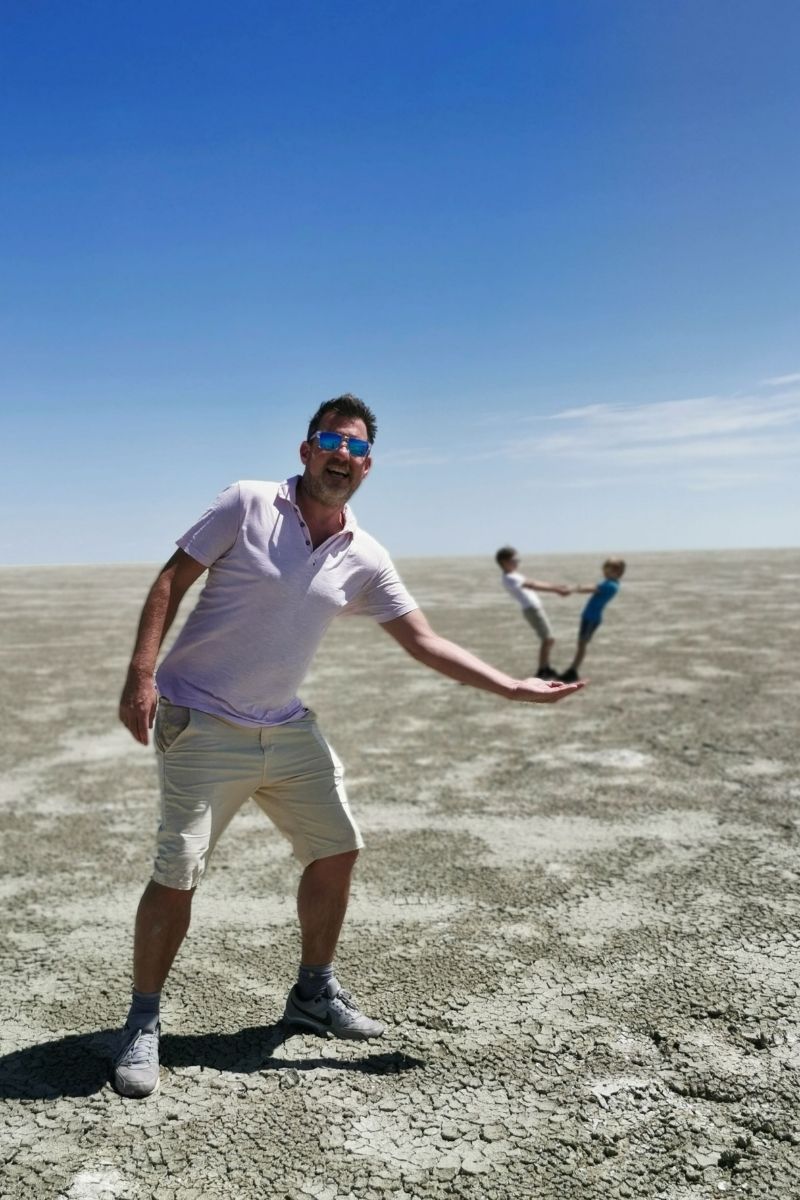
left=285, top=848, right=385, bottom=1038
left=114, top=880, right=193, bottom=1097
left=133, top=880, right=194, bottom=993
left=297, top=849, right=359, bottom=965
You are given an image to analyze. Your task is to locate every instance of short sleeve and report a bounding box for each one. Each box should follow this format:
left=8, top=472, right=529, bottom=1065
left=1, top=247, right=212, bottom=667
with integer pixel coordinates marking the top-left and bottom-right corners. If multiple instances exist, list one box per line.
left=176, top=483, right=242, bottom=567
left=342, top=554, right=418, bottom=623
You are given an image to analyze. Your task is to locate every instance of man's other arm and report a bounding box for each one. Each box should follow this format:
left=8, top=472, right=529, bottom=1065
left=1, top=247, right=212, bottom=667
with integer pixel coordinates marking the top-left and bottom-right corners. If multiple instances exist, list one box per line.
left=381, top=610, right=585, bottom=704
left=119, top=549, right=207, bottom=745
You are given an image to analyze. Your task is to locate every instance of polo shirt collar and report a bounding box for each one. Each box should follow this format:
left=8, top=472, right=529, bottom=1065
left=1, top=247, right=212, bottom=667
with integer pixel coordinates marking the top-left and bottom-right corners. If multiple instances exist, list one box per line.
left=280, top=475, right=359, bottom=535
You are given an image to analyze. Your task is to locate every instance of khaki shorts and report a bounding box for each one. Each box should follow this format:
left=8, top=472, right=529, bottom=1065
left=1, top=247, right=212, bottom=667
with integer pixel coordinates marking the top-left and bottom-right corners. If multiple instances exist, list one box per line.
left=152, top=701, right=364, bottom=890
left=523, top=606, right=553, bottom=641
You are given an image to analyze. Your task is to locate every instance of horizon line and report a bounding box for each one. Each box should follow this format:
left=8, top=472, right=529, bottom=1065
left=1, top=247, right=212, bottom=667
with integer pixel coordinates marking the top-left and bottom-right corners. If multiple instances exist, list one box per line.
left=1, top=544, right=798, bottom=570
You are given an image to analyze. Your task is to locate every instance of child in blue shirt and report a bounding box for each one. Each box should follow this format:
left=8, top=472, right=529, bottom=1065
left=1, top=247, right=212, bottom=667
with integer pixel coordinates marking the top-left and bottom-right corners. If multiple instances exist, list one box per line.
left=560, top=558, right=626, bottom=682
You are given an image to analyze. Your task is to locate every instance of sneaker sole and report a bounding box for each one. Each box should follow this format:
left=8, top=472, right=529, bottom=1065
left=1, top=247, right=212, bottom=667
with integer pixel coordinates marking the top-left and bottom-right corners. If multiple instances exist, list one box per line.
left=283, top=1013, right=335, bottom=1038
left=282, top=1011, right=385, bottom=1040
left=110, top=1070, right=161, bottom=1099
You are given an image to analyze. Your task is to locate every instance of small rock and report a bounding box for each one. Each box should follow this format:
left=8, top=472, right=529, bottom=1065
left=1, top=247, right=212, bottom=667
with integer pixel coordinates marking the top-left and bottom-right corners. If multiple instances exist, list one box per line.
left=461, top=1156, right=489, bottom=1176
left=280, top=1069, right=301, bottom=1089
left=435, top=1155, right=461, bottom=1181
left=690, top=1150, right=721, bottom=1171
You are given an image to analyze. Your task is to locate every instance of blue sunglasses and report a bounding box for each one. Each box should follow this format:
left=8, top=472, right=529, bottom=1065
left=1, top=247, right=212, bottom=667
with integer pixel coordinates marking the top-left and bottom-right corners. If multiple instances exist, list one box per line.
left=310, top=430, right=371, bottom=458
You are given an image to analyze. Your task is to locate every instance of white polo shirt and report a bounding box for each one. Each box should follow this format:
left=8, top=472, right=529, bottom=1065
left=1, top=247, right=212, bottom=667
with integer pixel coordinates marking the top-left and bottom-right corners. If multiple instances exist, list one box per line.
left=156, top=477, right=417, bottom=726
left=501, top=570, right=543, bottom=611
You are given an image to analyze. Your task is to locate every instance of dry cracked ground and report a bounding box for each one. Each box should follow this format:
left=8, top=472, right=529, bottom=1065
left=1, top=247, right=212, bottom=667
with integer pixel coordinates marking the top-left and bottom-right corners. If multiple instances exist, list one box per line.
left=1, top=549, right=799, bottom=1200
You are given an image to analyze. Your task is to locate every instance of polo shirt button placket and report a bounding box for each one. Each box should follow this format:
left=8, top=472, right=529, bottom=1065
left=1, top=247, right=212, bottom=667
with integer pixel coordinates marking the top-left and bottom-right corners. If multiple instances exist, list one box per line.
left=297, top=511, right=312, bottom=551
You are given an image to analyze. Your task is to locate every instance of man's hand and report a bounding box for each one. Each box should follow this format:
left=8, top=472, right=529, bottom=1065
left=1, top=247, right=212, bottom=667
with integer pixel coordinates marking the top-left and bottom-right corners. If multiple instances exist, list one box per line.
left=512, top=677, right=586, bottom=703
left=117, top=549, right=206, bottom=746
left=119, top=671, right=158, bottom=745
left=557, top=585, right=572, bottom=596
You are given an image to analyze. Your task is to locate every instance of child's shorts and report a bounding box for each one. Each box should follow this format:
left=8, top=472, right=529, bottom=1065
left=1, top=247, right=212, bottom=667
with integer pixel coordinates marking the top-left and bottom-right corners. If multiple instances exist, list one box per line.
left=151, top=701, right=364, bottom=889
left=523, top=606, right=553, bottom=640
left=579, top=617, right=602, bottom=642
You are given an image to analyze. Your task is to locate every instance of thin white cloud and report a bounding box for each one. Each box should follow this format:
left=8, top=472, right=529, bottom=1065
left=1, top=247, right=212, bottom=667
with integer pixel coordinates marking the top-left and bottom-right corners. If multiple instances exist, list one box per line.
left=517, top=463, right=786, bottom=492
left=471, top=389, right=800, bottom=490
left=558, top=431, right=800, bottom=467
left=379, top=381, right=800, bottom=495
left=517, top=474, right=631, bottom=490
left=762, top=372, right=800, bottom=387
left=545, top=396, right=800, bottom=443
left=686, top=468, right=778, bottom=492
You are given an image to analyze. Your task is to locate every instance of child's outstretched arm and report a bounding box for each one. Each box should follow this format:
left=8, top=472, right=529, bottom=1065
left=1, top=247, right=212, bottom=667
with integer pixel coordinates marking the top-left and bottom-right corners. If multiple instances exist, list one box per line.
left=570, top=583, right=599, bottom=595
left=525, top=578, right=571, bottom=596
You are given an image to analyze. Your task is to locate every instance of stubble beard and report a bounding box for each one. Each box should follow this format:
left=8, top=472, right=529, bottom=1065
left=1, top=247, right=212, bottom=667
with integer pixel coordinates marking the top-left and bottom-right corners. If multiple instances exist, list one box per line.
left=301, top=466, right=361, bottom=509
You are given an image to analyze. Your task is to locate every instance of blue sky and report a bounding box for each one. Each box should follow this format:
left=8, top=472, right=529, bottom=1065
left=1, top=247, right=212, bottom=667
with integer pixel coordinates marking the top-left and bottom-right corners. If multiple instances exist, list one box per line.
left=2, top=0, right=798, bottom=564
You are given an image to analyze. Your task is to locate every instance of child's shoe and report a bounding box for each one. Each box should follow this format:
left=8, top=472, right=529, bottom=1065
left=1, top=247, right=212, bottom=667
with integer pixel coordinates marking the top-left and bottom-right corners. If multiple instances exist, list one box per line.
left=559, top=668, right=579, bottom=683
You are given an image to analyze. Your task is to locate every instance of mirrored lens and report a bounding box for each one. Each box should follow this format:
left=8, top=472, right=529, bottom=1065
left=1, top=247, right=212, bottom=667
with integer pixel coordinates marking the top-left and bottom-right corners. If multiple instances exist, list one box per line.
left=316, top=432, right=343, bottom=451
left=315, top=432, right=370, bottom=457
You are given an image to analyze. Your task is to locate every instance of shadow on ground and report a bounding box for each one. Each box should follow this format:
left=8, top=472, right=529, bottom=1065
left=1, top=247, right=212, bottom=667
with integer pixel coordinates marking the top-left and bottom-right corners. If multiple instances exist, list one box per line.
left=0, top=1025, right=426, bottom=1100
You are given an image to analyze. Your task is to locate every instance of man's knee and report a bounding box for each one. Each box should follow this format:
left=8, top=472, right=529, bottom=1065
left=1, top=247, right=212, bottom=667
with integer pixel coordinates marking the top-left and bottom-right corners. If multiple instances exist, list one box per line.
left=306, top=848, right=360, bottom=875
left=142, top=878, right=196, bottom=908
left=326, top=848, right=360, bottom=868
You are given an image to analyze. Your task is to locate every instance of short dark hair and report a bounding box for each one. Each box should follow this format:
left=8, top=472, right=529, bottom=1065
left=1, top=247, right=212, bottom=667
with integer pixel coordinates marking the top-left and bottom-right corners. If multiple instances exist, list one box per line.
left=495, top=546, right=517, bottom=566
left=306, top=394, right=377, bottom=445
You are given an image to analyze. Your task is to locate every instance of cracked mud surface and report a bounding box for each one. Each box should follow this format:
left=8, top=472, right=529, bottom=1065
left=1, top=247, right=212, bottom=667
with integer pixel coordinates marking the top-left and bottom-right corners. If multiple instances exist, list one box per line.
left=1, top=549, right=799, bottom=1199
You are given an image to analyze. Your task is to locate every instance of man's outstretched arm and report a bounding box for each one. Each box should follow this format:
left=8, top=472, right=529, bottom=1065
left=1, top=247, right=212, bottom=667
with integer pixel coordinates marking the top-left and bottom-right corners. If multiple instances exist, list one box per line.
left=381, top=609, right=585, bottom=703
left=119, top=549, right=207, bottom=745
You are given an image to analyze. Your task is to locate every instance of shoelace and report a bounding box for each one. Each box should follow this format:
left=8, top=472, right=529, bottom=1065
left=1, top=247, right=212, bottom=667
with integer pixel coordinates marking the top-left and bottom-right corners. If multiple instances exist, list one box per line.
left=116, top=1027, right=158, bottom=1068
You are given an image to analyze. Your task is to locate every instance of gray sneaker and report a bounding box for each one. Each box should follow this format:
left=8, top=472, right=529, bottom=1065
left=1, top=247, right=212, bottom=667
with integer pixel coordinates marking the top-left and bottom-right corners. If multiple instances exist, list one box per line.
left=112, top=1023, right=161, bottom=1097
left=283, top=979, right=385, bottom=1040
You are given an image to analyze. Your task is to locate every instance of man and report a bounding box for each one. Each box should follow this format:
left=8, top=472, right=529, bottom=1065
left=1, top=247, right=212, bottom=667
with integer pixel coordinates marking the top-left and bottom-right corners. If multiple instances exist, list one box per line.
left=114, top=394, right=584, bottom=1098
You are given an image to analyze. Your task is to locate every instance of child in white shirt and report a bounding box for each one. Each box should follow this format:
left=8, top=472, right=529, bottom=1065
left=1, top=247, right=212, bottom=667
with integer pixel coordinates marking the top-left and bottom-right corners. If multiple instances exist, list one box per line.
left=495, top=546, right=570, bottom=680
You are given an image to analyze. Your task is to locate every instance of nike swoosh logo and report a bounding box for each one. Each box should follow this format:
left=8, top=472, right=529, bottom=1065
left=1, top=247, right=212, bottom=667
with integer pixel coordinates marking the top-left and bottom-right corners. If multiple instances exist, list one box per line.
left=294, top=1002, right=332, bottom=1027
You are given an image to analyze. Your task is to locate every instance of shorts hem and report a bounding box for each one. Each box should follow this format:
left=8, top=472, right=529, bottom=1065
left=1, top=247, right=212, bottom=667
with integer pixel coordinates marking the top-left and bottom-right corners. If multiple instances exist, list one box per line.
left=297, top=836, right=365, bottom=870
left=151, top=870, right=200, bottom=891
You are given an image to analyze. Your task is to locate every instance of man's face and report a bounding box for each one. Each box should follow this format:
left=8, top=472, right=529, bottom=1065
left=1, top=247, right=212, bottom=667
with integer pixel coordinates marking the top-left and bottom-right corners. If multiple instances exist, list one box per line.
left=299, top=412, right=372, bottom=508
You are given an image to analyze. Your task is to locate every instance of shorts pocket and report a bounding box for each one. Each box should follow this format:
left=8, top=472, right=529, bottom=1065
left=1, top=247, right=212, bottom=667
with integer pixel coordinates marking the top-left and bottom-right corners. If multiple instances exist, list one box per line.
left=155, top=702, right=192, bottom=753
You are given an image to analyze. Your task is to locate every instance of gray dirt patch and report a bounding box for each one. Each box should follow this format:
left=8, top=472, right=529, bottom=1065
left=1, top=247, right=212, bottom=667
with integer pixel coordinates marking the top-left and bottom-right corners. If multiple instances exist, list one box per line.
left=1, top=549, right=799, bottom=1199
